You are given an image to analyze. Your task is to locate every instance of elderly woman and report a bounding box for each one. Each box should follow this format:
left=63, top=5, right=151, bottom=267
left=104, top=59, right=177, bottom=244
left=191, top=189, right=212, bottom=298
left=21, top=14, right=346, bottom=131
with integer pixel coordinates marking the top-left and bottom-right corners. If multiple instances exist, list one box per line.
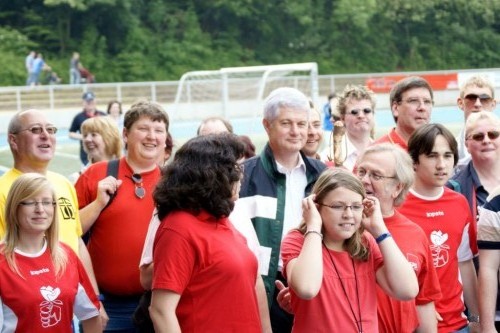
left=447, top=111, right=500, bottom=331
left=321, top=85, right=376, bottom=170
left=447, top=111, right=500, bottom=222
left=150, top=134, right=263, bottom=332
left=75, top=100, right=169, bottom=332
left=0, top=173, right=101, bottom=332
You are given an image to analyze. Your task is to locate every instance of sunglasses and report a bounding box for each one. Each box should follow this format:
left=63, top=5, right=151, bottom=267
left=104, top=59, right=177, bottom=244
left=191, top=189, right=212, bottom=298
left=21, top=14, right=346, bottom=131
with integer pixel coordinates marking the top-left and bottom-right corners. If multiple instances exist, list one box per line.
left=464, top=93, right=492, bottom=105
left=467, top=130, right=500, bottom=142
left=129, top=173, right=145, bottom=199
left=347, top=108, right=372, bottom=116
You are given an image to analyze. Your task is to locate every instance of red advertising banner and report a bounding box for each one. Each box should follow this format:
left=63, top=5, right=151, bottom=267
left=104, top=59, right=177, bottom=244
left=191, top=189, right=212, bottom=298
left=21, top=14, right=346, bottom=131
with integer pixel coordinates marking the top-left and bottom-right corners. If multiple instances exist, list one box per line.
left=366, top=73, right=458, bottom=93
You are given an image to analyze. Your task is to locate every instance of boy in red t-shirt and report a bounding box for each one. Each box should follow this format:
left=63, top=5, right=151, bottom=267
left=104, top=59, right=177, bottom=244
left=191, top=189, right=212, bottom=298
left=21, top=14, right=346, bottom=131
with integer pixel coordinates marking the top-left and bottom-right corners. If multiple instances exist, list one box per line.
left=398, top=123, right=479, bottom=333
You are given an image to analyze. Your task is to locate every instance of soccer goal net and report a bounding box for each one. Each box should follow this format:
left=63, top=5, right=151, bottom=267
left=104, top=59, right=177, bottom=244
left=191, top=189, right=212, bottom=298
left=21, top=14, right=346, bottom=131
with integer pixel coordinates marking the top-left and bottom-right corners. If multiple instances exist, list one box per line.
left=170, top=63, right=319, bottom=126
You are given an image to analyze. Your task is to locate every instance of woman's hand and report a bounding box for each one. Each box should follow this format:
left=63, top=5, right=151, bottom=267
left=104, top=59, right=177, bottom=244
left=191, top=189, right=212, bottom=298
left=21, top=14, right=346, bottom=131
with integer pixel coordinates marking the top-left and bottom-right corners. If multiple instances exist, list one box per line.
left=302, top=195, right=322, bottom=232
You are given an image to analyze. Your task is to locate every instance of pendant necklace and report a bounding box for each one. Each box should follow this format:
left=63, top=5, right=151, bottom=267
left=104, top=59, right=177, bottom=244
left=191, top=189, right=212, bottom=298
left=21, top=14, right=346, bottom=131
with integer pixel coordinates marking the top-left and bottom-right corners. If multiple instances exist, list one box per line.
left=323, top=242, right=363, bottom=333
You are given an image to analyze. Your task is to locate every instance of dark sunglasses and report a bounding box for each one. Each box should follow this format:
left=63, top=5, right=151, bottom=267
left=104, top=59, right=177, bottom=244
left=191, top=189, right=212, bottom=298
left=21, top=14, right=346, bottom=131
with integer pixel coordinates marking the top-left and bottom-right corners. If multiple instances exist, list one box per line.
left=129, top=173, right=145, bottom=199
left=347, top=108, right=372, bottom=116
left=467, top=130, right=500, bottom=142
left=464, top=93, right=492, bottom=104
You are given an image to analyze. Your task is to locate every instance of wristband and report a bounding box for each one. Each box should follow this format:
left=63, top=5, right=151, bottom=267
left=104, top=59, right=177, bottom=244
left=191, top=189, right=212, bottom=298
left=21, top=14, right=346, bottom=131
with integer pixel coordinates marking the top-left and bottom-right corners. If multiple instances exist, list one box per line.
left=304, top=230, right=323, bottom=240
left=375, top=232, right=392, bottom=244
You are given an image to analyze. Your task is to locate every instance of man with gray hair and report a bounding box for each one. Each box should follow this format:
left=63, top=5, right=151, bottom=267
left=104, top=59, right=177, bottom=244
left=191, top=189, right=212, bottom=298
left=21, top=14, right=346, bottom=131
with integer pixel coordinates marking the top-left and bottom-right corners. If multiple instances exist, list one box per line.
left=356, top=143, right=441, bottom=332
left=239, top=87, right=326, bottom=332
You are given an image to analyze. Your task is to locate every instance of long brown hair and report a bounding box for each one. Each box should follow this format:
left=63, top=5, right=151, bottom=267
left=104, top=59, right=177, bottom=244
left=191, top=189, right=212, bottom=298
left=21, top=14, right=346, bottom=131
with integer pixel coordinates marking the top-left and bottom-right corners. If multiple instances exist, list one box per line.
left=298, top=168, right=369, bottom=261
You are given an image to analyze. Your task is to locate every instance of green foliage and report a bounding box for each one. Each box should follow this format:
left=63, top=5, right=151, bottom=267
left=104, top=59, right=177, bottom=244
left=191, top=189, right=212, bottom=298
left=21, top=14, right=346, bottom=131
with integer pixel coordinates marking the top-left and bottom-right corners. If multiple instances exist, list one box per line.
left=0, top=0, right=500, bottom=87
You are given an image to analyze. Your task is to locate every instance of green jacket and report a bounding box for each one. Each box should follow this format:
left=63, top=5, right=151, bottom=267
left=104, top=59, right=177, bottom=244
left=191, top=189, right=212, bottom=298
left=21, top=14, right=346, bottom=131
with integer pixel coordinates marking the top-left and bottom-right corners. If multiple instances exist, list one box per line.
left=239, top=143, right=326, bottom=305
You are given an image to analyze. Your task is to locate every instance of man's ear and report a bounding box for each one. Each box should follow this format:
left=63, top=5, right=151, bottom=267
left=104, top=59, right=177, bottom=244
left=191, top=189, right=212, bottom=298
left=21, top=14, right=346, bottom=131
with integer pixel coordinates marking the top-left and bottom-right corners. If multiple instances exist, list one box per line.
left=263, top=118, right=271, bottom=134
left=8, top=134, right=17, bottom=152
left=457, top=97, right=465, bottom=111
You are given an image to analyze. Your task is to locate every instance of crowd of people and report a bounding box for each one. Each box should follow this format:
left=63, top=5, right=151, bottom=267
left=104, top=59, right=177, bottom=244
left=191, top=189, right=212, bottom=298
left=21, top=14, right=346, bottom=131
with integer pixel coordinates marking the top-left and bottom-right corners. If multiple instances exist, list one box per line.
left=0, top=74, right=499, bottom=333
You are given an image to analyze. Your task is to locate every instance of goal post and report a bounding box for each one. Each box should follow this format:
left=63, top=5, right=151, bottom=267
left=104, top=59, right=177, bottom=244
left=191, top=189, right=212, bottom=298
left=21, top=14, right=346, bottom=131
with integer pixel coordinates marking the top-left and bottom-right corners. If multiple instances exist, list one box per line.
left=170, top=63, right=319, bottom=126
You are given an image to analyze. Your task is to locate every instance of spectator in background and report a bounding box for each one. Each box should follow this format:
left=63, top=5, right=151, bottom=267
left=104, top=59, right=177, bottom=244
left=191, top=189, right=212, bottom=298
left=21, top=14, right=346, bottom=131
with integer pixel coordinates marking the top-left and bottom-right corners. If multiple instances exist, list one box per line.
left=31, top=53, right=51, bottom=87
left=25, top=50, right=36, bottom=86
left=69, top=92, right=106, bottom=166
left=48, top=71, right=62, bottom=85
left=197, top=116, right=233, bottom=136
left=69, top=116, right=123, bottom=184
left=322, top=85, right=376, bottom=171
left=70, top=52, right=82, bottom=85
left=322, top=92, right=338, bottom=131
left=375, top=76, right=433, bottom=150
left=107, top=100, right=124, bottom=132
left=454, top=76, right=497, bottom=173
left=302, top=101, right=323, bottom=160
left=0, top=173, right=102, bottom=332
left=240, top=135, right=256, bottom=160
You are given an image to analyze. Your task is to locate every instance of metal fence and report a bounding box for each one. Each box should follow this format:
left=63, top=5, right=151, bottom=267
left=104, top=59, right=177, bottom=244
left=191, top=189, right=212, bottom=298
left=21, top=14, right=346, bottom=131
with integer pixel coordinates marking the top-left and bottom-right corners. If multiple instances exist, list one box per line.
left=0, top=67, right=498, bottom=116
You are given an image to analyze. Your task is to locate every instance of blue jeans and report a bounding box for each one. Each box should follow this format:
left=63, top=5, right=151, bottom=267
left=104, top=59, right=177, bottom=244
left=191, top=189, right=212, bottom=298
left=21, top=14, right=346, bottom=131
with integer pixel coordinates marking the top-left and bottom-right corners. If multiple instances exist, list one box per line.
left=96, top=294, right=141, bottom=333
left=454, top=325, right=469, bottom=333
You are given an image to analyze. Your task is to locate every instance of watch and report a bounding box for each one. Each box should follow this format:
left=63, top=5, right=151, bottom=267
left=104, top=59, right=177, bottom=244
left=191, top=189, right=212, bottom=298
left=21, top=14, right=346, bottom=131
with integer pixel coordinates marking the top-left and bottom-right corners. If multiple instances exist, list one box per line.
left=468, top=314, right=480, bottom=323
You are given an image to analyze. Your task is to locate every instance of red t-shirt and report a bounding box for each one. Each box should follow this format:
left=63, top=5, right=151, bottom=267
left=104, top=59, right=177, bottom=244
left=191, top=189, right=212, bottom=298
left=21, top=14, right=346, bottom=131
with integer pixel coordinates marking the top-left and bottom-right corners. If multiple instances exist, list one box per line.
left=374, top=128, right=408, bottom=151
left=75, top=158, right=161, bottom=295
left=282, top=230, right=383, bottom=333
left=377, top=210, right=442, bottom=332
left=398, top=188, right=478, bottom=332
left=153, top=210, right=261, bottom=332
left=0, top=243, right=99, bottom=332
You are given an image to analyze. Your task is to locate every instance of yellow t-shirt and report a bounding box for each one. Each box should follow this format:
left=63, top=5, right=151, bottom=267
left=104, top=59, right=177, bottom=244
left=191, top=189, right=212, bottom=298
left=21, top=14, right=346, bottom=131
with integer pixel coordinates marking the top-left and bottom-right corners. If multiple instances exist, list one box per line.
left=0, top=168, right=82, bottom=254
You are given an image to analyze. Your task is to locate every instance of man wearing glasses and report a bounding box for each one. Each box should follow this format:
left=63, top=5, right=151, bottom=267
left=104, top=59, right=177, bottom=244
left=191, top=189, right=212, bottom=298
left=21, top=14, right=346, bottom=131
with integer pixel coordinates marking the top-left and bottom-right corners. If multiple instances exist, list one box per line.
left=321, top=84, right=376, bottom=171
left=455, top=76, right=497, bottom=173
left=375, top=76, right=434, bottom=150
left=0, top=109, right=107, bottom=328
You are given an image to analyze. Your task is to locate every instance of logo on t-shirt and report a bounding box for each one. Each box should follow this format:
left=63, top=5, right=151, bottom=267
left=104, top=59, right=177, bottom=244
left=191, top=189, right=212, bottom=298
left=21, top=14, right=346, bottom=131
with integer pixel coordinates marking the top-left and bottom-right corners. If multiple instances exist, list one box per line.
left=426, top=211, right=444, bottom=218
left=57, top=197, right=75, bottom=220
left=430, top=230, right=449, bottom=268
left=40, top=286, right=63, bottom=328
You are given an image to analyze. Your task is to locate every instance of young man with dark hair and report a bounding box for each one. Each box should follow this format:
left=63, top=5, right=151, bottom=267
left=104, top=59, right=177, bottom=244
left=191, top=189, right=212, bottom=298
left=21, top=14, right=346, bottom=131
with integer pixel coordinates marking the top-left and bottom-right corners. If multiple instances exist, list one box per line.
left=398, top=123, right=479, bottom=333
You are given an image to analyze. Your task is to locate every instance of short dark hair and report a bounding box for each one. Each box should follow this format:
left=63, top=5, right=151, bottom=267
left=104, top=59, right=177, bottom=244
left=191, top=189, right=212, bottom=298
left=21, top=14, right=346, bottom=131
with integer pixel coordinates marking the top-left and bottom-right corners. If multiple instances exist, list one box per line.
left=408, top=123, right=458, bottom=167
left=390, top=76, right=433, bottom=122
left=154, top=133, right=245, bottom=220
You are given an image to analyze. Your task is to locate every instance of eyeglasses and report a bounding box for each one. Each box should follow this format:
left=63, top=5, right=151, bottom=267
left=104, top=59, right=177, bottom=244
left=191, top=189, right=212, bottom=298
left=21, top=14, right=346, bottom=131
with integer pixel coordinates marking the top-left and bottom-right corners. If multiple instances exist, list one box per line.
left=467, top=130, right=500, bottom=142
left=129, top=173, right=145, bottom=199
left=464, top=93, right=492, bottom=105
left=347, top=108, right=373, bottom=116
left=317, top=202, right=364, bottom=212
left=19, top=200, right=56, bottom=208
left=15, top=126, right=58, bottom=135
left=357, top=169, right=396, bottom=181
left=400, top=98, right=433, bottom=107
